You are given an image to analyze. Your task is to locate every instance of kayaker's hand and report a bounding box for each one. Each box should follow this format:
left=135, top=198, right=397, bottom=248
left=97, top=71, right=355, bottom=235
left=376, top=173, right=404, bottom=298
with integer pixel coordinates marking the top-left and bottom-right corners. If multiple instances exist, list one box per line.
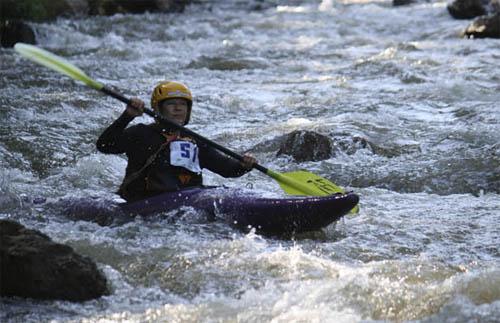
left=125, top=98, right=145, bottom=117
left=240, top=153, right=257, bottom=170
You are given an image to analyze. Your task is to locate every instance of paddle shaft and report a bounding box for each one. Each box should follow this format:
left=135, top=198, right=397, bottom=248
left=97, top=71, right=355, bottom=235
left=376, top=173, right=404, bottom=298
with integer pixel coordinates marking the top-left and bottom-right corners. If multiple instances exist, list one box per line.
left=101, top=86, right=268, bottom=174
left=13, top=43, right=358, bottom=207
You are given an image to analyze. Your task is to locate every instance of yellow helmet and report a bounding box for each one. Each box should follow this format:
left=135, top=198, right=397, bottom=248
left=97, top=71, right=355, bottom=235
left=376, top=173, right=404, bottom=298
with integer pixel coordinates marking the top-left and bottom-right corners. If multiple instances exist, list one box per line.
left=151, top=81, right=193, bottom=124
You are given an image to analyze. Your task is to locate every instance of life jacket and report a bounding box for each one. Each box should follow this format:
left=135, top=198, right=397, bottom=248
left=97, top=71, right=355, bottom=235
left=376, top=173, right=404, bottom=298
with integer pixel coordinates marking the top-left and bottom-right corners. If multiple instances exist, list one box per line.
left=119, top=131, right=203, bottom=201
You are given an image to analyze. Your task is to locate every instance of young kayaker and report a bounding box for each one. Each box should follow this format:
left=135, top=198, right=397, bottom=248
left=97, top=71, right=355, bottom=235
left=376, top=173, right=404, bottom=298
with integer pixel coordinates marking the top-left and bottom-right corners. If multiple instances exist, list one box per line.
left=96, top=81, right=256, bottom=202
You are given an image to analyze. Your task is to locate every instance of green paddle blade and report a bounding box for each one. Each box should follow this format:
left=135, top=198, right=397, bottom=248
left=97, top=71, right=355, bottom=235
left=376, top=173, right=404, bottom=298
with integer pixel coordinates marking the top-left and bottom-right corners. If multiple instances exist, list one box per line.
left=266, top=169, right=359, bottom=214
left=14, top=43, right=103, bottom=91
left=268, top=170, right=341, bottom=195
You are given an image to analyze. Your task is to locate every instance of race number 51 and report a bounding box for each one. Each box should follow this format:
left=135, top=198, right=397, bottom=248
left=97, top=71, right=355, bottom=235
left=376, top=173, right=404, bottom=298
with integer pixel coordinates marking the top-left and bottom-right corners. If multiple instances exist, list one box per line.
left=170, top=141, right=201, bottom=173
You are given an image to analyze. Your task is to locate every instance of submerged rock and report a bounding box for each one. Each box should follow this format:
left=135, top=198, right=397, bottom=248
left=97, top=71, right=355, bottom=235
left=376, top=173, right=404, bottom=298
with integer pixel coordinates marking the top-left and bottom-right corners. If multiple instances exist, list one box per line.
left=277, top=130, right=333, bottom=162
left=331, top=133, right=421, bottom=158
left=0, top=219, right=109, bottom=301
left=332, top=135, right=370, bottom=156
left=463, top=12, right=500, bottom=38
left=0, top=20, right=35, bottom=48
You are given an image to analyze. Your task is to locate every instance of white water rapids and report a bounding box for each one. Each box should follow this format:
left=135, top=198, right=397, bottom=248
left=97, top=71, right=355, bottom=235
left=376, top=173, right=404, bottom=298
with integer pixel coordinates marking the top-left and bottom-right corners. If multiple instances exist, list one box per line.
left=1, top=0, right=499, bottom=322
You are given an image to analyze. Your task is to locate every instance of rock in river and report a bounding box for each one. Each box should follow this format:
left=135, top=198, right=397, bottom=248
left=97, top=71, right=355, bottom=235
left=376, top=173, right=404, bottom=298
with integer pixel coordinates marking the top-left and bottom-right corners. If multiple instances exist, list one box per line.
left=0, top=219, right=109, bottom=301
left=0, top=20, right=36, bottom=47
left=447, top=0, right=488, bottom=19
left=463, top=12, right=500, bottom=38
left=277, top=130, right=333, bottom=162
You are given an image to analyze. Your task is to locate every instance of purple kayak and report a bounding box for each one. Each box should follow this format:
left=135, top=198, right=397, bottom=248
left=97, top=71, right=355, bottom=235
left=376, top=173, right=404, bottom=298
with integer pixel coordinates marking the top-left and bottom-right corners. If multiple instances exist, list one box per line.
left=121, top=187, right=359, bottom=235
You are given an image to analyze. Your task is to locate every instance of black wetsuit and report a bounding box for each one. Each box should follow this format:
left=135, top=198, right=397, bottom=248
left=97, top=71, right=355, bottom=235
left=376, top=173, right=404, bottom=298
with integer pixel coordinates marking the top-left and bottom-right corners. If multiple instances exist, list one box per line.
left=96, top=112, right=250, bottom=202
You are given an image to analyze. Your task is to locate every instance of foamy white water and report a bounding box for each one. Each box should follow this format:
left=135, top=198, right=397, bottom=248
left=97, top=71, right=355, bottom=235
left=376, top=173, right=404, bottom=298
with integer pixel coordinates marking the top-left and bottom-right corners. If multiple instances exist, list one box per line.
left=1, top=0, right=499, bottom=321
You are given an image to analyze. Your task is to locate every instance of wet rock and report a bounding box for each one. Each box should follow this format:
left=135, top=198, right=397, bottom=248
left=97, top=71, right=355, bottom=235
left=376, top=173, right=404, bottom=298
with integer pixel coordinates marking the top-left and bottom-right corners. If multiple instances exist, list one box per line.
left=0, top=219, right=109, bottom=301
left=89, top=0, right=188, bottom=15
left=463, top=13, right=500, bottom=38
left=393, top=0, right=417, bottom=6
left=277, top=130, right=333, bottom=162
left=447, top=0, right=487, bottom=19
left=0, top=20, right=35, bottom=48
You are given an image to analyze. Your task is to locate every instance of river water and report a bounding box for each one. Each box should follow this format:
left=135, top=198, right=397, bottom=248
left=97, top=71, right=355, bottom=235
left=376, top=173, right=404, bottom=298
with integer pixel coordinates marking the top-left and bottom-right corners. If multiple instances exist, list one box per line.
left=1, top=0, right=499, bottom=322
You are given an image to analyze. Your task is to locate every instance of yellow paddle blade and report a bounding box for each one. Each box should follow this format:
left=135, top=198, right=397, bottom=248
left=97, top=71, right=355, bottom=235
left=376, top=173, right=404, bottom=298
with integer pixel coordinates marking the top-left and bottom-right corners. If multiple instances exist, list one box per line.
left=14, top=43, right=103, bottom=91
left=270, top=170, right=342, bottom=196
left=266, top=170, right=359, bottom=214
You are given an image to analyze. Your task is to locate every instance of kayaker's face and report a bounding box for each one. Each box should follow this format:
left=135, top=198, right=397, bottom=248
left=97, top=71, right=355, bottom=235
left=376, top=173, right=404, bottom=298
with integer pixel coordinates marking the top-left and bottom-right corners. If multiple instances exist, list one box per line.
left=159, top=99, right=189, bottom=125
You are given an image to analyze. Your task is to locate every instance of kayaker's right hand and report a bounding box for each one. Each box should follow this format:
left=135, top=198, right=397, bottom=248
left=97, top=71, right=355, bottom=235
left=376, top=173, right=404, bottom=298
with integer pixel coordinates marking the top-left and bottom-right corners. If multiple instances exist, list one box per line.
left=240, top=153, right=257, bottom=170
left=126, top=98, right=145, bottom=117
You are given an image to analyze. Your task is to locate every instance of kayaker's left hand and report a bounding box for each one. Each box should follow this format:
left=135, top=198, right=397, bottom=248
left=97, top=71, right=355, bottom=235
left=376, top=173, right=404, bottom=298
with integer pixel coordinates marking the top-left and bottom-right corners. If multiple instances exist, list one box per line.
left=240, top=153, right=257, bottom=170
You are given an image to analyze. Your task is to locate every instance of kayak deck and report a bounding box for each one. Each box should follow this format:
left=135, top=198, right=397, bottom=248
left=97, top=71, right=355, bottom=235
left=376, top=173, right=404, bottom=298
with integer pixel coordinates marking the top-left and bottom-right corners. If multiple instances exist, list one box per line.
left=121, top=187, right=359, bottom=235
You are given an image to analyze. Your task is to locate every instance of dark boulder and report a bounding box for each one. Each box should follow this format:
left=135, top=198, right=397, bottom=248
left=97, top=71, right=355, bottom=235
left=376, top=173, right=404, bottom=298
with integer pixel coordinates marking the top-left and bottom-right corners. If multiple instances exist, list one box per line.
left=277, top=130, right=333, bottom=162
left=463, top=12, right=500, bottom=38
left=0, top=219, right=109, bottom=301
left=89, top=0, right=188, bottom=15
left=393, top=0, right=417, bottom=6
left=0, top=20, right=35, bottom=48
left=447, top=0, right=487, bottom=19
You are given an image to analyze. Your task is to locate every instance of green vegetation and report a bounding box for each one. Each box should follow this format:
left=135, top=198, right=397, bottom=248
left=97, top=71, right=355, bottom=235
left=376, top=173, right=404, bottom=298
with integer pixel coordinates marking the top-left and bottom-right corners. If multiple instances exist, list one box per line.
left=0, top=0, right=73, bottom=22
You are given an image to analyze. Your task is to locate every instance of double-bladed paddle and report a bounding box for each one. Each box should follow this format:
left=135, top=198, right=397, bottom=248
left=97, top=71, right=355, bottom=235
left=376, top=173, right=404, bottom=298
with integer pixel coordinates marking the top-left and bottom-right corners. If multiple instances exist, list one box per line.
left=14, top=43, right=358, bottom=212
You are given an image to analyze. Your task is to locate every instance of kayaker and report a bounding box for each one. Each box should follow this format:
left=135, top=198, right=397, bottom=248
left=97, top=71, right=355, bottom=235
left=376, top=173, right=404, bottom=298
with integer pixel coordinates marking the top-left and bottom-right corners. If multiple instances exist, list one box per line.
left=96, top=81, right=257, bottom=202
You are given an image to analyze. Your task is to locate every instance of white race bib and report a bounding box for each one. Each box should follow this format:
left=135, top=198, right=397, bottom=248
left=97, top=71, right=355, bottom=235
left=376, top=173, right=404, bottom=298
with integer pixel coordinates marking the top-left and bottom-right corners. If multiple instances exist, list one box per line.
left=170, top=141, right=202, bottom=173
